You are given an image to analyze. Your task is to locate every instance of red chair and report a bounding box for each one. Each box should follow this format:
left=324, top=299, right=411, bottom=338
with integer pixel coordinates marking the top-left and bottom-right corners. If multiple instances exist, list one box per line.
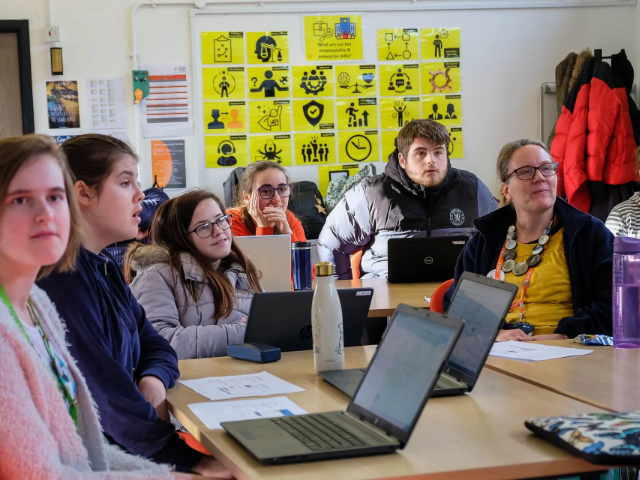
left=350, top=249, right=363, bottom=279
left=177, top=432, right=211, bottom=455
left=429, top=279, right=454, bottom=314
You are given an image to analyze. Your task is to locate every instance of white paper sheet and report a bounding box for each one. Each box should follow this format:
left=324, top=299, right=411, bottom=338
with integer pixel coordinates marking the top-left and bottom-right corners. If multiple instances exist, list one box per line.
left=179, top=371, right=304, bottom=401
left=489, top=341, right=593, bottom=361
left=188, top=396, right=307, bottom=430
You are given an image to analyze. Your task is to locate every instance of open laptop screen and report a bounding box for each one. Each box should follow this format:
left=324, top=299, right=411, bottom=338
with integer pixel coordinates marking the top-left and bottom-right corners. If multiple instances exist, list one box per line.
left=351, top=311, right=458, bottom=432
left=446, top=278, right=514, bottom=377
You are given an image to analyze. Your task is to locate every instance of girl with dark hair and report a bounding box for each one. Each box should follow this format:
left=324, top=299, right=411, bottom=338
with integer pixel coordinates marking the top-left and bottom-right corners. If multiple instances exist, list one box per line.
left=37, top=134, right=231, bottom=478
left=128, top=189, right=262, bottom=360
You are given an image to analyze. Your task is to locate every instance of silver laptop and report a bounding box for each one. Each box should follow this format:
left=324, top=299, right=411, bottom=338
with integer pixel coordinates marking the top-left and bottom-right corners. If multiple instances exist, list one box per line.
left=320, top=272, right=518, bottom=398
left=233, top=235, right=291, bottom=292
left=221, top=305, right=464, bottom=464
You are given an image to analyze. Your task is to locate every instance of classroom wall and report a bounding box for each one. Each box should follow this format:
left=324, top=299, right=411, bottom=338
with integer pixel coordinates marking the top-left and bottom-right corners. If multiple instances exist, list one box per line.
left=1, top=0, right=637, bottom=199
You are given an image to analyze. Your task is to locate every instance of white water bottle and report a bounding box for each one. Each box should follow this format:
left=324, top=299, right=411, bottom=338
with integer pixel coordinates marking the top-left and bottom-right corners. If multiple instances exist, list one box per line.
left=311, top=262, right=345, bottom=373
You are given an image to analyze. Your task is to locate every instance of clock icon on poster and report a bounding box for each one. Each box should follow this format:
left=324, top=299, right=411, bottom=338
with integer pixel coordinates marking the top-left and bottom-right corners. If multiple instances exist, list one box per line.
left=346, top=135, right=372, bottom=162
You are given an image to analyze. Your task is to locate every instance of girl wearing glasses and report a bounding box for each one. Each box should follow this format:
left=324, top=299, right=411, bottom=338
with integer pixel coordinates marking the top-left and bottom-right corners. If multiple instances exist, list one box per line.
left=37, top=135, right=231, bottom=478
left=128, top=190, right=262, bottom=361
left=227, top=161, right=307, bottom=243
left=443, top=139, right=613, bottom=341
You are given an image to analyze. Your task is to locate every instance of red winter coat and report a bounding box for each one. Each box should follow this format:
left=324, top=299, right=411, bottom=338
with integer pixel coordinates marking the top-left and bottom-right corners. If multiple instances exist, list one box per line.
left=550, top=58, right=637, bottom=213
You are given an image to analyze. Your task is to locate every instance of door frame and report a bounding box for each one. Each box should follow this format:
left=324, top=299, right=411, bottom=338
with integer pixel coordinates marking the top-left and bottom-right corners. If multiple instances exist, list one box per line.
left=0, top=20, right=34, bottom=134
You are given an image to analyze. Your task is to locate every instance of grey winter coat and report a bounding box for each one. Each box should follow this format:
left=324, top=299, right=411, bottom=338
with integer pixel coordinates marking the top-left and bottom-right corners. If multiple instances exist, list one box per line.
left=129, top=245, right=254, bottom=359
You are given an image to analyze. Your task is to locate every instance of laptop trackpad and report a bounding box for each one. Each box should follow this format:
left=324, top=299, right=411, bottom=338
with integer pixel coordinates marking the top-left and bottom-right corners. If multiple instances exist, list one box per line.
left=239, top=426, right=285, bottom=440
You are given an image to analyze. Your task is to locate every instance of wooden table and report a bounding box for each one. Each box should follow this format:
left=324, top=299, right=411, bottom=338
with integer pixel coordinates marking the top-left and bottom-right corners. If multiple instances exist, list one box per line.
left=486, top=340, right=640, bottom=413
left=168, top=346, right=605, bottom=480
left=334, top=278, right=437, bottom=317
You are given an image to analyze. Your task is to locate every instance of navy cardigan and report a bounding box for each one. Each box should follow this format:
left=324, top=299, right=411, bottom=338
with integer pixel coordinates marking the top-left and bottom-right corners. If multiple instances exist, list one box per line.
left=443, top=197, right=614, bottom=338
left=38, top=247, right=202, bottom=471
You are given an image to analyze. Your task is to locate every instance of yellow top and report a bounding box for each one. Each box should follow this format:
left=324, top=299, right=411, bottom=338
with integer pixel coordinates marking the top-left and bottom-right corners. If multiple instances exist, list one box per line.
left=503, top=228, right=574, bottom=335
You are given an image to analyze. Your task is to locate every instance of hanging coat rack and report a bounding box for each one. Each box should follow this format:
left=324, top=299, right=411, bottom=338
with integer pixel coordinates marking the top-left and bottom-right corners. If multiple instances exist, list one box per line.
left=594, top=49, right=612, bottom=61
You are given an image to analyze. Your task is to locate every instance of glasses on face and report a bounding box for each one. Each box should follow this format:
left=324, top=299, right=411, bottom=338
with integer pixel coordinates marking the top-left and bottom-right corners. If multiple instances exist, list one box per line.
left=507, top=162, right=558, bottom=181
left=256, top=184, right=292, bottom=200
left=189, top=214, right=233, bottom=239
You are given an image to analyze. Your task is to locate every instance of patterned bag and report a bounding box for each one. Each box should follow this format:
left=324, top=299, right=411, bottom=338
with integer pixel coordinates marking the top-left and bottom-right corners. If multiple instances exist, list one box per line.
left=325, top=164, right=376, bottom=212
left=525, top=412, right=640, bottom=465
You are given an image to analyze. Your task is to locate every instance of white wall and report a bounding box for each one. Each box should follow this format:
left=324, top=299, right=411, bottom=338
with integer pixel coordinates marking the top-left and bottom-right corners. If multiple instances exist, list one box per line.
left=1, top=0, right=637, bottom=198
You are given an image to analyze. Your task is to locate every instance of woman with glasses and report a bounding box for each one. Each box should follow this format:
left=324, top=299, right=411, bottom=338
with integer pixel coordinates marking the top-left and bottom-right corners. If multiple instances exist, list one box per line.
left=227, top=161, right=307, bottom=244
left=128, top=190, right=262, bottom=360
left=443, top=139, right=613, bottom=341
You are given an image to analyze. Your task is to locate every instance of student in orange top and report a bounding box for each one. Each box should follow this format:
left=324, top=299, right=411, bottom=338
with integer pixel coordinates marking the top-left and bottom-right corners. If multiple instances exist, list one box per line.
left=227, top=161, right=307, bottom=243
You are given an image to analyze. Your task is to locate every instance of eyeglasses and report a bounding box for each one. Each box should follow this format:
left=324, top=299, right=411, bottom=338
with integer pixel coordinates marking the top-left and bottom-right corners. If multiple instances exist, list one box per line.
left=189, top=214, right=233, bottom=239
left=506, top=163, right=558, bottom=181
left=256, top=184, right=293, bottom=200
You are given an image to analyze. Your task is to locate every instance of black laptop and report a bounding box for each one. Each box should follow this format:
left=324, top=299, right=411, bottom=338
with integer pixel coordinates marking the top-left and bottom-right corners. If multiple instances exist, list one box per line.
left=387, top=236, right=468, bottom=283
left=242, top=289, right=373, bottom=352
left=222, top=305, right=464, bottom=464
left=320, top=272, right=518, bottom=398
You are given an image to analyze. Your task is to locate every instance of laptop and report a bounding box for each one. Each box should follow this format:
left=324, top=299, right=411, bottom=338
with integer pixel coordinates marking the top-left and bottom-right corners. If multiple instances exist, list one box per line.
left=222, top=305, right=464, bottom=464
left=320, top=272, right=518, bottom=398
left=243, top=288, right=373, bottom=352
left=387, top=236, right=468, bottom=283
left=233, top=235, right=292, bottom=292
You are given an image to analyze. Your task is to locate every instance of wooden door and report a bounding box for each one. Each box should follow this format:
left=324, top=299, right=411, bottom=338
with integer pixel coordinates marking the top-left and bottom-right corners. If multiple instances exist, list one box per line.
left=0, top=32, right=23, bottom=138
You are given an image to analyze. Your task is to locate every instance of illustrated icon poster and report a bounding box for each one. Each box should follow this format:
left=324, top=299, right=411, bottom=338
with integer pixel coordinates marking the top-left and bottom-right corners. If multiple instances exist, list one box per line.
left=338, top=130, right=379, bottom=164
left=304, top=15, right=363, bottom=62
left=203, top=101, right=247, bottom=134
left=246, top=31, right=289, bottom=64
left=447, top=127, right=464, bottom=159
left=293, top=99, right=335, bottom=131
left=250, top=134, right=293, bottom=166
left=248, top=66, right=290, bottom=100
left=203, top=67, right=245, bottom=100
left=379, top=64, right=419, bottom=97
left=151, top=140, right=187, bottom=189
left=205, top=135, right=248, bottom=168
left=201, top=32, right=245, bottom=64
left=294, top=133, right=336, bottom=165
left=291, top=65, right=334, bottom=98
left=47, top=81, right=80, bottom=129
left=318, top=164, right=360, bottom=196
left=421, top=95, right=462, bottom=126
left=334, top=65, right=376, bottom=97
left=336, top=98, right=378, bottom=130
left=249, top=100, right=292, bottom=134
left=377, top=28, right=419, bottom=61
left=421, top=62, right=461, bottom=94
left=379, top=97, right=420, bottom=130
left=421, top=28, right=461, bottom=61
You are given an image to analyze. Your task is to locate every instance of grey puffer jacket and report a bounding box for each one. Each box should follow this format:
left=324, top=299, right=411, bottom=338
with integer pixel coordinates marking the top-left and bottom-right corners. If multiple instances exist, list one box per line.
left=129, top=245, right=254, bottom=359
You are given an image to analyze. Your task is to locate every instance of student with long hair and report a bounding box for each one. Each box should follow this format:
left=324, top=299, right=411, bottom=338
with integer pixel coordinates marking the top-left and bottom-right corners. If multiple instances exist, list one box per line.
left=128, top=190, right=262, bottom=359
left=37, top=134, right=231, bottom=478
left=0, top=134, right=177, bottom=479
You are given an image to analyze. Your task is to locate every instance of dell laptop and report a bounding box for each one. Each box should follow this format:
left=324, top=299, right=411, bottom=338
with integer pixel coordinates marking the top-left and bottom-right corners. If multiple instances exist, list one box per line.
left=387, top=236, right=468, bottom=283
left=221, top=305, right=464, bottom=464
left=320, top=272, right=518, bottom=398
left=243, top=288, right=373, bottom=352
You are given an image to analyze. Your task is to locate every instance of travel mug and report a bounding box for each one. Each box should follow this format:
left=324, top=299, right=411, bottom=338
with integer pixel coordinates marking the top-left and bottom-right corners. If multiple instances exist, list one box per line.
left=292, top=241, right=312, bottom=290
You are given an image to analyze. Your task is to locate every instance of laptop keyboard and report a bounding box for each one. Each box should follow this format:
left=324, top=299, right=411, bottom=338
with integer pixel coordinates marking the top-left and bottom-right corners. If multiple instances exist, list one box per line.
left=272, top=414, right=368, bottom=451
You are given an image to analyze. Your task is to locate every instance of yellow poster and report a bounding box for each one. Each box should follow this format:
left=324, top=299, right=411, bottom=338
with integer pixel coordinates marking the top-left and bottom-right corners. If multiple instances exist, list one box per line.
left=422, top=61, right=461, bottom=94
left=421, top=27, right=461, bottom=61
left=250, top=134, right=293, bottom=166
left=318, top=164, right=360, bottom=196
left=448, top=127, right=464, bottom=159
left=203, top=101, right=247, bottom=134
left=293, top=99, right=335, bottom=132
left=202, top=67, right=245, bottom=100
left=248, top=66, right=290, bottom=100
left=377, top=28, right=419, bottom=61
left=205, top=135, right=248, bottom=168
left=294, top=133, right=336, bottom=165
left=379, top=97, right=420, bottom=130
left=338, top=130, right=379, bottom=164
left=249, top=100, right=291, bottom=133
left=304, top=15, right=363, bottom=62
left=336, top=98, right=378, bottom=131
left=379, top=64, right=419, bottom=97
left=246, top=31, right=289, bottom=64
left=292, top=65, right=334, bottom=98
left=334, top=65, right=376, bottom=97
left=201, top=32, right=244, bottom=65
left=421, top=95, right=462, bottom=126
left=381, top=130, right=398, bottom=163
